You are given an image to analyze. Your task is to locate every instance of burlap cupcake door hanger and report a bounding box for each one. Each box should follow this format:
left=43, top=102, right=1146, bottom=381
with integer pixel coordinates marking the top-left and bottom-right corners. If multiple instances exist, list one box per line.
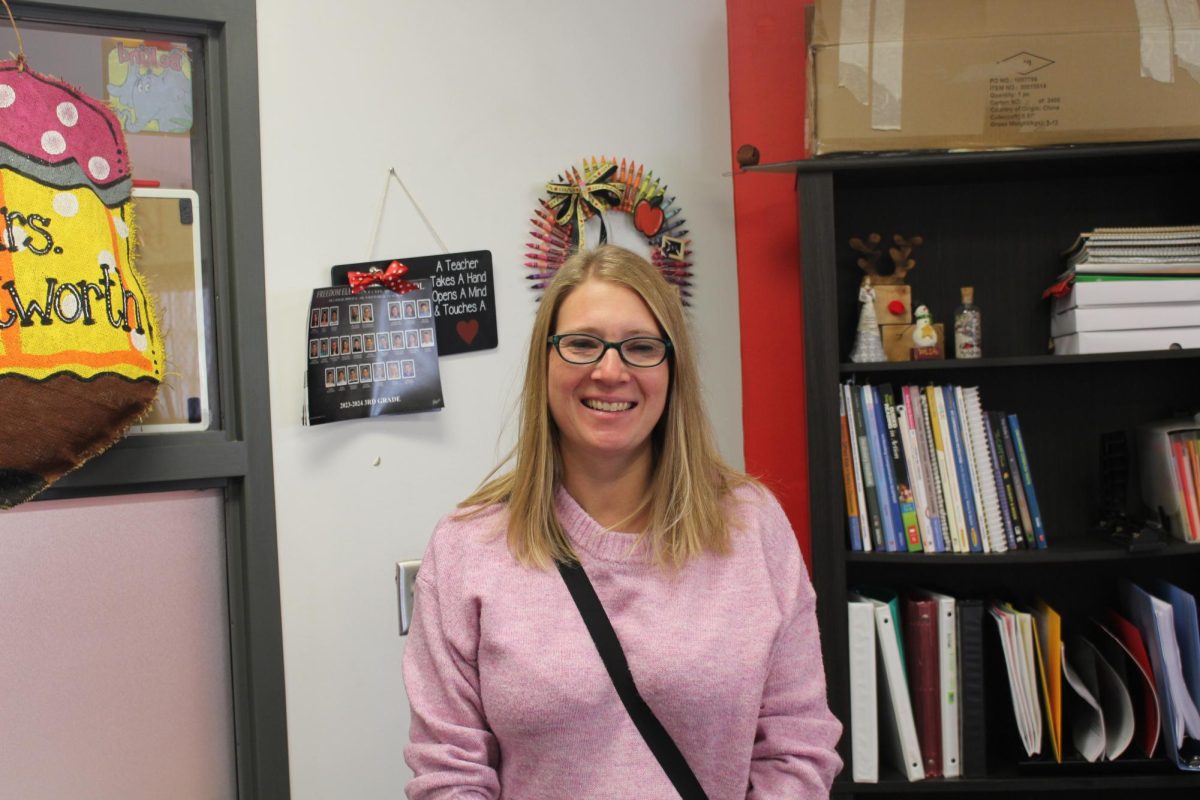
left=525, top=157, right=693, bottom=304
left=0, top=47, right=163, bottom=507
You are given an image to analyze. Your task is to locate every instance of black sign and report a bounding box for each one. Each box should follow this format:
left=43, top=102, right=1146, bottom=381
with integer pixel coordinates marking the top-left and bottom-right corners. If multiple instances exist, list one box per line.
left=305, top=284, right=444, bottom=425
left=331, top=250, right=497, bottom=356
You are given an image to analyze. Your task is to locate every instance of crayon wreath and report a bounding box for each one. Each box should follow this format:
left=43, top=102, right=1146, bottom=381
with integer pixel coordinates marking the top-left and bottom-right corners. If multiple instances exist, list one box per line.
left=526, top=157, right=692, bottom=304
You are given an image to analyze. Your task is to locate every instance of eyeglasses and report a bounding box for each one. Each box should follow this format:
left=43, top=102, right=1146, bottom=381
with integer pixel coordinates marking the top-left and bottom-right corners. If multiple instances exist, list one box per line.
left=548, top=333, right=672, bottom=368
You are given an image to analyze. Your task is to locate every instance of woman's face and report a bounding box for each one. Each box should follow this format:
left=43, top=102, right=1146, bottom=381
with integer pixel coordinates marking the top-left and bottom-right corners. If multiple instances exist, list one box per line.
left=547, top=278, right=669, bottom=475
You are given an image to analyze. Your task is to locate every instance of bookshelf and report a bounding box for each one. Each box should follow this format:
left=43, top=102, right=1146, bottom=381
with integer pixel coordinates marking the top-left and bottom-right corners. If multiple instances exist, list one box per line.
left=773, top=141, right=1200, bottom=797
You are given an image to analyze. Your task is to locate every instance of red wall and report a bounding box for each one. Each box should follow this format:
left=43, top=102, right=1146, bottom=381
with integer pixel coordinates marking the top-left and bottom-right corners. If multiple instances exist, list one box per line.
left=726, top=0, right=813, bottom=561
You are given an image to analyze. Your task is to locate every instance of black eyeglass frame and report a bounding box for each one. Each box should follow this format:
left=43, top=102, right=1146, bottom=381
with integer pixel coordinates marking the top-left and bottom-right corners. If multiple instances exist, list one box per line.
left=547, top=333, right=673, bottom=368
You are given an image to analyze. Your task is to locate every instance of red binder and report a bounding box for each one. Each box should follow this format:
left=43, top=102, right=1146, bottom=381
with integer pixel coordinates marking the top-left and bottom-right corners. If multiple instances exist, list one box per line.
left=903, top=594, right=943, bottom=778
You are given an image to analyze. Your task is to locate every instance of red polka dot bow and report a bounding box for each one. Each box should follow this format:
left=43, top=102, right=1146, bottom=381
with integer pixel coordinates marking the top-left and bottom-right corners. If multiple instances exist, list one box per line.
left=348, top=260, right=420, bottom=295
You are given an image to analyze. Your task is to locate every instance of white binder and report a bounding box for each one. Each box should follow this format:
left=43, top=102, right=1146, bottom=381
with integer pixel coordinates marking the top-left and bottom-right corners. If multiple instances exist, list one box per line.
left=853, top=590, right=924, bottom=781
left=848, top=599, right=879, bottom=783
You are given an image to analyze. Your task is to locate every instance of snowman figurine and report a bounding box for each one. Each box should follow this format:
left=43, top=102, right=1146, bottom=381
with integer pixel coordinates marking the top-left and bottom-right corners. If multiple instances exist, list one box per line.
left=912, top=304, right=938, bottom=348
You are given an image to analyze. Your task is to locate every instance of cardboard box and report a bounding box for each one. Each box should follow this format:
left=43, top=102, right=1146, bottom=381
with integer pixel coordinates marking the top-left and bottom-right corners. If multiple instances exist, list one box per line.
left=809, top=0, right=1200, bottom=155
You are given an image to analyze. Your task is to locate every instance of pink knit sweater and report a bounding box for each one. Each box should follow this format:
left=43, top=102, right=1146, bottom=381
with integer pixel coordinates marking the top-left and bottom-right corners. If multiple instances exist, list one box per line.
left=403, top=485, right=843, bottom=799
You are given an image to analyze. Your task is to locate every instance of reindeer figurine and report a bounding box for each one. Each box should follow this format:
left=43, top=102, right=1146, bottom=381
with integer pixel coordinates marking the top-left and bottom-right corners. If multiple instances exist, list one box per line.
left=850, top=232, right=923, bottom=285
left=849, top=233, right=927, bottom=360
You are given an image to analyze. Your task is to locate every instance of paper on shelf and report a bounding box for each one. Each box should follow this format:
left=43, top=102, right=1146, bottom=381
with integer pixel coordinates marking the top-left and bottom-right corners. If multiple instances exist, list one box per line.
left=1061, top=638, right=1106, bottom=763
left=1095, top=614, right=1161, bottom=759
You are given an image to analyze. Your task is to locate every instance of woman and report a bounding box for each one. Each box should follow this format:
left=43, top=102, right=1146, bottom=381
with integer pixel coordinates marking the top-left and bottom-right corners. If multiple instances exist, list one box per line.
left=404, top=245, right=842, bottom=799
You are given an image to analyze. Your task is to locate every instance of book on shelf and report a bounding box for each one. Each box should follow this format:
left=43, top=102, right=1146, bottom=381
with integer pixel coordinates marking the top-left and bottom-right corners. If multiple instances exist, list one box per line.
left=839, top=383, right=1047, bottom=554
left=927, top=385, right=968, bottom=553
left=1062, top=226, right=1200, bottom=275
left=849, top=386, right=887, bottom=552
left=1052, top=326, right=1200, bottom=355
left=944, top=387, right=985, bottom=553
left=863, top=385, right=905, bottom=552
left=987, top=410, right=1027, bottom=549
left=1007, top=414, right=1047, bottom=549
left=1050, top=301, right=1200, bottom=337
left=843, top=385, right=872, bottom=552
left=961, top=387, right=1007, bottom=553
left=900, top=386, right=945, bottom=553
left=880, top=383, right=923, bottom=553
left=982, top=412, right=1019, bottom=550
left=1046, top=274, right=1200, bottom=311
left=997, top=412, right=1036, bottom=547
left=839, top=391, right=864, bottom=552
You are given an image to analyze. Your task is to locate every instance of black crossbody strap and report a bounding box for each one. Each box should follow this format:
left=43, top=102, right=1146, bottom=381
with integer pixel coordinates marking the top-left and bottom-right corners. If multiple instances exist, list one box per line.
left=556, top=560, right=709, bottom=800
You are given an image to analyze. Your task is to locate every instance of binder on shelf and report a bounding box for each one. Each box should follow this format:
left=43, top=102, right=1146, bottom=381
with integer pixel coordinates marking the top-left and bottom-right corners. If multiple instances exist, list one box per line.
left=957, top=598, right=989, bottom=778
left=854, top=588, right=924, bottom=782
left=848, top=599, right=879, bottom=783
left=903, top=594, right=943, bottom=778
left=915, top=588, right=961, bottom=778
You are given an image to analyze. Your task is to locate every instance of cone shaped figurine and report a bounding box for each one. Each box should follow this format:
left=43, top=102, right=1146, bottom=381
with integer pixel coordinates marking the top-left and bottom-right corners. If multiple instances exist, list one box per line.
left=850, top=277, right=886, bottom=363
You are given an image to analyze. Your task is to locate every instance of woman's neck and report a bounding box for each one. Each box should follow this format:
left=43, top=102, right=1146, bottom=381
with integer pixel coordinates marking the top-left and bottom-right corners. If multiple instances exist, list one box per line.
left=561, top=448, right=653, bottom=532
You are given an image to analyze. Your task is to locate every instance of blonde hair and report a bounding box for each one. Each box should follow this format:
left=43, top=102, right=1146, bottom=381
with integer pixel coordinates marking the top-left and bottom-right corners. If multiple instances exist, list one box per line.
left=460, top=245, right=753, bottom=568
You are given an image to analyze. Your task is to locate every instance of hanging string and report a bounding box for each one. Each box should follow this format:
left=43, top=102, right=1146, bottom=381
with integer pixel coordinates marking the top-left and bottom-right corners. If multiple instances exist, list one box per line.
left=366, top=167, right=449, bottom=260
left=1, top=0, right=26, bottom=71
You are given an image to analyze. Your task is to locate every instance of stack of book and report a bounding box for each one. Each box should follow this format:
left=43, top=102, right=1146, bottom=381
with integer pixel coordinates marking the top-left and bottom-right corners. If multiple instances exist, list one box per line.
left=848, top=580, right=1200, bottom=782
left=839, top=382, right=1046, bottom=554
left=1048, top=225, right=1200, bottom=355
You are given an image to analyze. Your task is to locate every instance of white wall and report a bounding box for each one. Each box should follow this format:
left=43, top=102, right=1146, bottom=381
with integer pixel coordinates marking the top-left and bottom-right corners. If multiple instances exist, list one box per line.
left=257, top=2, right=742, bottom=796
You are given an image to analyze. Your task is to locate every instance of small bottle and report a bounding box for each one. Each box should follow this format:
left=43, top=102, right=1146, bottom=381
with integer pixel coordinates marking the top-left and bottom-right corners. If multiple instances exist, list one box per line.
left=954, top=286, right=982, bottom=359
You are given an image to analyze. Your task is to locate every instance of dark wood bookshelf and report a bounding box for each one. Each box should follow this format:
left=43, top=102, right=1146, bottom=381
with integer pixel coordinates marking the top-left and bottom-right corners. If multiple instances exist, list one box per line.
left=791, top=141, right=1200, bottom=798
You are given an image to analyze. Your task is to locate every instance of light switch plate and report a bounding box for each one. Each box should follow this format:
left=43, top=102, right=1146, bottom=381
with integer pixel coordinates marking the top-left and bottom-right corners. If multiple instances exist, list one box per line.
left=396, top=560, right=420, bottom=636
